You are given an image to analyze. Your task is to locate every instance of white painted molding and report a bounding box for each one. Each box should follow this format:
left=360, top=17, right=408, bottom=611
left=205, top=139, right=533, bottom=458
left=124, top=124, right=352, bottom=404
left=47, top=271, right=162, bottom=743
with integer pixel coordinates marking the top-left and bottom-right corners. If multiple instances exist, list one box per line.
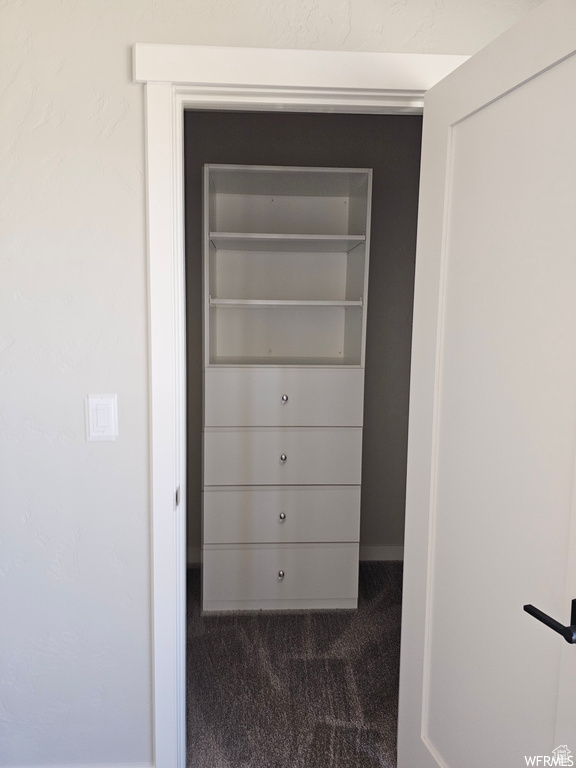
left=134, top=44, right=468, bottom=114
left=175, top=85, right=423, bottom=114
left=5, top=764, right=154, bottom=768
left=360, top=546, right=404, bottom=561
left=134, top=43, right=468, bottom=93
left=138, top=42, right=466, bottom=768
left=144, top=81, right=186, bottom=768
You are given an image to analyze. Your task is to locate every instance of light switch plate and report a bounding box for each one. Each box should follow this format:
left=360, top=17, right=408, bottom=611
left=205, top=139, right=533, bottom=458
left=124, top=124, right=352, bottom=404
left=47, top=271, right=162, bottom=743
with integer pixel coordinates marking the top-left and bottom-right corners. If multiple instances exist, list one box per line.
left=86, top=394, right=118, bottom=441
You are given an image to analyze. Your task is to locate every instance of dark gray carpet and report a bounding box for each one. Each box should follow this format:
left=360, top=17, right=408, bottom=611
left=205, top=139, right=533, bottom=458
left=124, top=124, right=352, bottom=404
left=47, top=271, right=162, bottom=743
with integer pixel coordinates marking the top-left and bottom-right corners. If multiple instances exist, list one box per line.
left=186, top=561, right=402, bottom=768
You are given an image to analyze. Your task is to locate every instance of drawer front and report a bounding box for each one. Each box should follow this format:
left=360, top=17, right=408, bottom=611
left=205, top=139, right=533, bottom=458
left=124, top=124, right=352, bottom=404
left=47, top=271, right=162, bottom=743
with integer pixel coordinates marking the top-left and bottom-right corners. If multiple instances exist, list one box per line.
left=202, top=543, right=359, bottom=609
left=204, top=367, right=364, bottom=427
left=203, top=427, right=362, bottom=486
left=203, top=486, right=360, bottom=544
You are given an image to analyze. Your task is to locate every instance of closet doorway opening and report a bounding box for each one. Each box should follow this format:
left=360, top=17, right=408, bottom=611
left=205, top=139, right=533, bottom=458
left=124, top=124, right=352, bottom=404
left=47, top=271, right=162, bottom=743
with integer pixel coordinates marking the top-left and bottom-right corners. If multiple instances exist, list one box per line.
left=184, top=109, right=422, bottom=766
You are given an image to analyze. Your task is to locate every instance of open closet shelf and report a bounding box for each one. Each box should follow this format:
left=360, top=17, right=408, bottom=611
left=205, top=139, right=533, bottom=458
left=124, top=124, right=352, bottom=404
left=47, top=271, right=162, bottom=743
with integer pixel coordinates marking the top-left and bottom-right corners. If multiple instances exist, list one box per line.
left=204, top=163, right=371, bottom=369
left=209, top=298, right=363, bottom=308
left=209, top=232, right=366, bottom=253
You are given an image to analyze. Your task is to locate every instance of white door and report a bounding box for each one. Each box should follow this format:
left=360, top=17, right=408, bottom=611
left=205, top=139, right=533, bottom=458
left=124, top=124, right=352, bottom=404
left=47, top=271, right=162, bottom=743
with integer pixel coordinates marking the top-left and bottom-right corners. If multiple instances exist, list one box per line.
left=399, top=1, right=576, bottom=766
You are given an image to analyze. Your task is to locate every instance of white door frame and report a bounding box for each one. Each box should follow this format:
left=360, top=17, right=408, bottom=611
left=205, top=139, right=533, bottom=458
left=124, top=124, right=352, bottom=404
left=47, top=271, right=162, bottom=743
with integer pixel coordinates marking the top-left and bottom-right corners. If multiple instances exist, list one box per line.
left=134, top=43, right=467, bottom=768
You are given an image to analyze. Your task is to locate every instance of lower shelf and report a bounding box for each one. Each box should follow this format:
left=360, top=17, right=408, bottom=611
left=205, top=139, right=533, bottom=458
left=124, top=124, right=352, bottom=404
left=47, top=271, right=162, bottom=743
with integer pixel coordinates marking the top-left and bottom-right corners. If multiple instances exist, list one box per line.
left=209, top=304, right=363, bottom=365
left=202, top=541, right=359, bottom=612
left=209, top=355, right=361, bottom=366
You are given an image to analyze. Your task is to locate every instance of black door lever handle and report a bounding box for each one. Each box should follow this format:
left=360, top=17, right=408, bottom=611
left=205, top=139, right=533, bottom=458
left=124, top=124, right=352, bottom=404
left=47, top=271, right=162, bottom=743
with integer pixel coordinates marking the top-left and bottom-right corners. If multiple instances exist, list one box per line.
left=524, top=600, right=576, bottom=644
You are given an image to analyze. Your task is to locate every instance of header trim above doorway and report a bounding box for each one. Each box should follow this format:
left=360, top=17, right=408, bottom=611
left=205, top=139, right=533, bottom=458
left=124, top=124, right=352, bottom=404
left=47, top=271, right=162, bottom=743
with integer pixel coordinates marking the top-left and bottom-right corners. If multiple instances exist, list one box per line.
left=134, top=44, right=468, bottom=113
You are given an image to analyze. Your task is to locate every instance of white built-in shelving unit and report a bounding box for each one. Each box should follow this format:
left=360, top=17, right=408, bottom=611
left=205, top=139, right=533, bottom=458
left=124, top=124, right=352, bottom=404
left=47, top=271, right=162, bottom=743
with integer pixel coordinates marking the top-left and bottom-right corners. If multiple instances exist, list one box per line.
left=202, top=164, right=372, bottom=611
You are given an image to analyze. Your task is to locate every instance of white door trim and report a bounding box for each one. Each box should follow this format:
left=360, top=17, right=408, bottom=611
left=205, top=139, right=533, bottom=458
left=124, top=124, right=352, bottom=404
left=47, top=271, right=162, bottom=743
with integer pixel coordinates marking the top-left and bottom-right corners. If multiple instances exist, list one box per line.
left=135, top=43, right=466, bottom=768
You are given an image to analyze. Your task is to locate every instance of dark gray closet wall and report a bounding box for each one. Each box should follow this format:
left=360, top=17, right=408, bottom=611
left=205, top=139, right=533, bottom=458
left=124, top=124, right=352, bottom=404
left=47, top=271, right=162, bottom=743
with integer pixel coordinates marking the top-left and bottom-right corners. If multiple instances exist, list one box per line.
left=184, top=110, right=422, bottom=560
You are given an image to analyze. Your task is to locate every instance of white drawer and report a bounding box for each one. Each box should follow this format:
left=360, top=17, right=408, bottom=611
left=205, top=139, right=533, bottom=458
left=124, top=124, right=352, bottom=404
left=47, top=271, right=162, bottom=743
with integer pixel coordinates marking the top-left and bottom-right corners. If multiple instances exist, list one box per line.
left=202, top=542, right=359, bottom=611
left=204, top=367, right=364, bottom=427
left=203, top=427, right=362, bottom=486
left=203, top=486, right=360, bottom=544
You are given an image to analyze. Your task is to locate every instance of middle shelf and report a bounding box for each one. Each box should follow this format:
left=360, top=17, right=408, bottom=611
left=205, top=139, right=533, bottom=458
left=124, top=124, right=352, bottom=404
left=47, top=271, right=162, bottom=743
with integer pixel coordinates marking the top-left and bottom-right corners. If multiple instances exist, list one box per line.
left=209, top=298, right=363, bottom=307
left=208, top=238, right=366, bottom=303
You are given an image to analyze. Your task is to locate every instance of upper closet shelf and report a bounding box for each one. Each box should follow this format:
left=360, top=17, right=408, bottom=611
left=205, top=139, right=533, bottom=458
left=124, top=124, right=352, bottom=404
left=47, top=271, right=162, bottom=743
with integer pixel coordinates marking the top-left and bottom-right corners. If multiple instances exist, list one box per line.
left=209, top=232, right=366, bottom=253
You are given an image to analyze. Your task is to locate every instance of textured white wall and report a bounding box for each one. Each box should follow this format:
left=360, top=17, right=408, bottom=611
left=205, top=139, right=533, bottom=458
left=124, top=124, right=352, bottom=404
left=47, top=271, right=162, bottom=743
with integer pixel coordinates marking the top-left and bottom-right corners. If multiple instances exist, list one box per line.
left=0, top=0, right=542, bottom=765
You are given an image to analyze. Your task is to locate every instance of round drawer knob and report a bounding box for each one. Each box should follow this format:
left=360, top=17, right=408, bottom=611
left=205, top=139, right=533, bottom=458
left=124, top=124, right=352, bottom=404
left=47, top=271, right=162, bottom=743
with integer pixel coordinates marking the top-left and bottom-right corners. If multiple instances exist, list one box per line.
left=281, top=394, right=289, bottom=403
left=280, top=454, right=287, bottom=462
left=279, top=512, right=286, bottom=521
left=278, top=570, right=285, bottom=580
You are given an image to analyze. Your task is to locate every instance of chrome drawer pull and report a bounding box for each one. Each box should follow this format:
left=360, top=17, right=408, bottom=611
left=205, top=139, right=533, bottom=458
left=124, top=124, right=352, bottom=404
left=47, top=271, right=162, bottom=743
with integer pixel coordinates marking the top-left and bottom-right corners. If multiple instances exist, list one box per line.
left=280, top=454, right=287, bottom=462
left=279, top=512, right=286, bottom=521
left=281, top=394, right=289, bottom=403
left=278, top=570, right=285, bottom=580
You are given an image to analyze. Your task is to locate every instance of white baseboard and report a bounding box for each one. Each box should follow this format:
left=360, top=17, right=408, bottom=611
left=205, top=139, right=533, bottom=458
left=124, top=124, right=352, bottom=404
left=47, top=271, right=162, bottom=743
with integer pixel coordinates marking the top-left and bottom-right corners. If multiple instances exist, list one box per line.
left=188, top=544, right=403, bottom=565
left=16, top=763, right=153, bottom=768
left=359, top=545, right=404, bottom=561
